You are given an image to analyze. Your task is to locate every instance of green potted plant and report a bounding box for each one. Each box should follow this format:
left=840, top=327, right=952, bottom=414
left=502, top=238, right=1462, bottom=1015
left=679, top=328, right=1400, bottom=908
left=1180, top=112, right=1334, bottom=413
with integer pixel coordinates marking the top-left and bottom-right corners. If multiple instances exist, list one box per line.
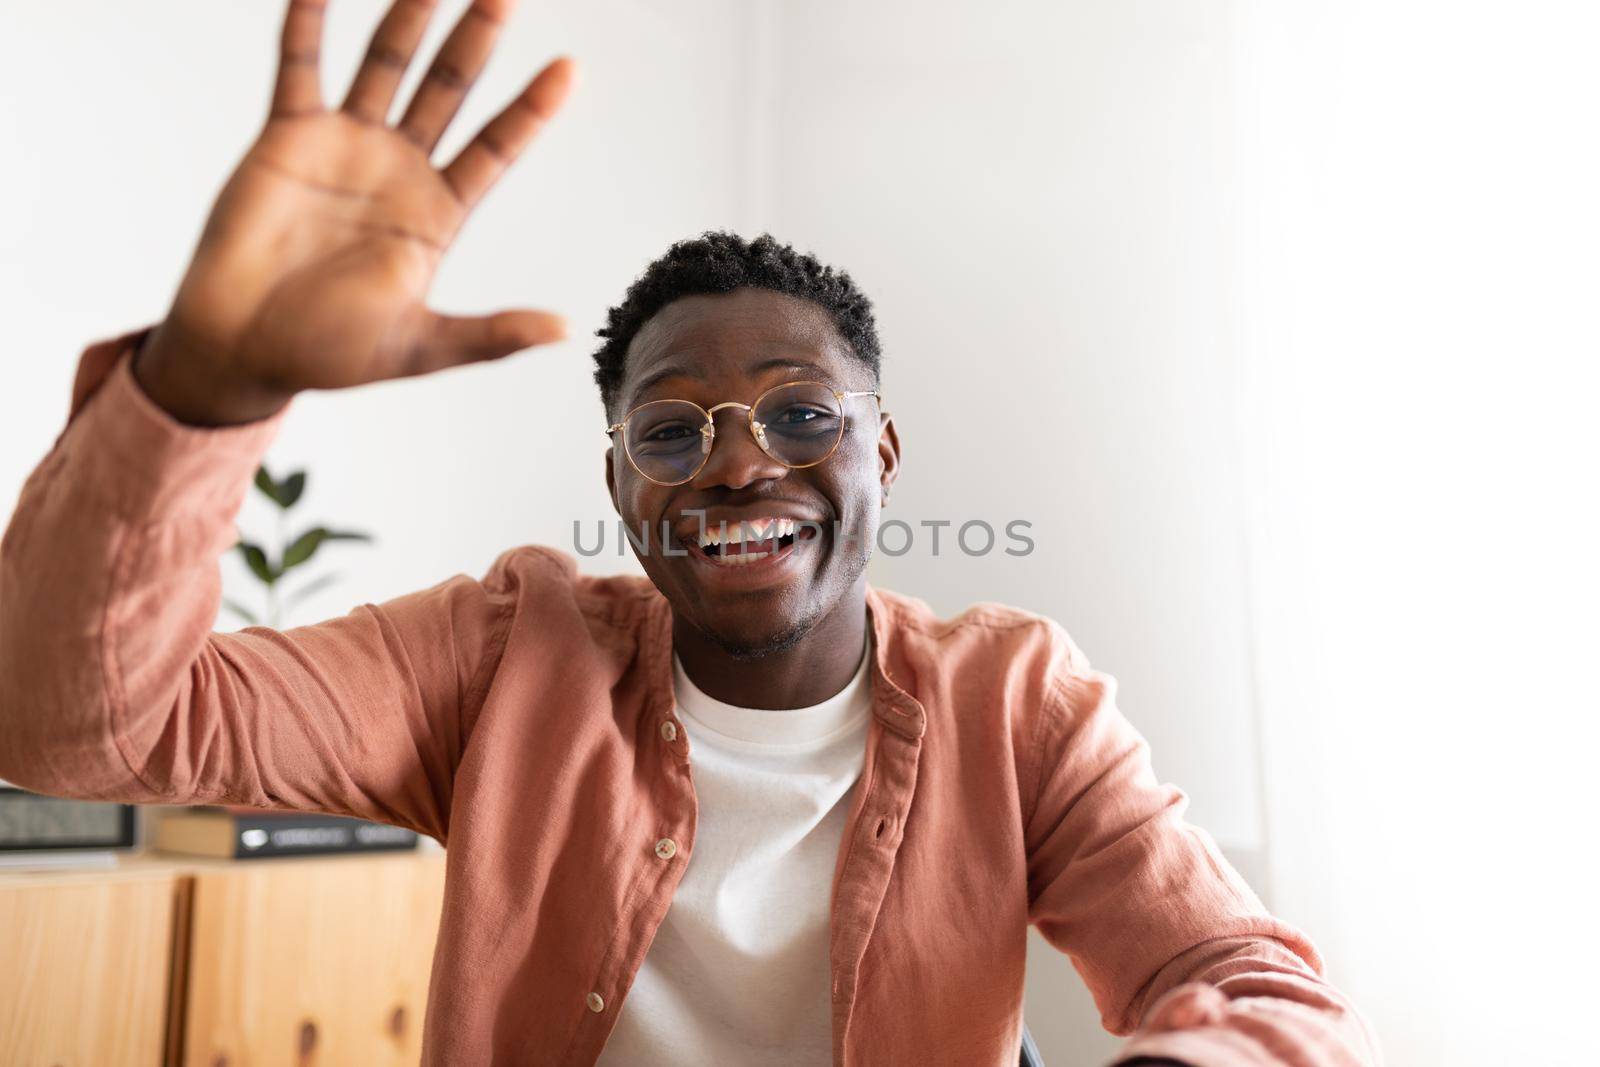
left=224, top=464, right=372, bottom=629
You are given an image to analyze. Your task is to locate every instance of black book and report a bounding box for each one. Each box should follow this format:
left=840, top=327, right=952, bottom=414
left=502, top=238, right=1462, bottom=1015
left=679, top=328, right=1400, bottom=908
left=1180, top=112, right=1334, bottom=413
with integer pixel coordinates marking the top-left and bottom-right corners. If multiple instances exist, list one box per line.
left=152, top=808, right=418, bottom=859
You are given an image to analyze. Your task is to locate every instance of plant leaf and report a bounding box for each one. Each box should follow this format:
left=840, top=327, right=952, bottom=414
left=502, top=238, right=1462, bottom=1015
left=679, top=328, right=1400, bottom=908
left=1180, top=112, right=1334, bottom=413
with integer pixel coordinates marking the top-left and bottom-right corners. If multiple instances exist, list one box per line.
left=283, top=571, right=344, bottom=613
left=252, top=465, right=307, bottom=509
left=236, top=540, right=277, bottom=584
left=281, top=528, right=373, bottom=571
left=278, top=471, right=307, bottom=509
left=221, top=598, right=260, bottom=626
left=253, top=465, right=278, bottom=503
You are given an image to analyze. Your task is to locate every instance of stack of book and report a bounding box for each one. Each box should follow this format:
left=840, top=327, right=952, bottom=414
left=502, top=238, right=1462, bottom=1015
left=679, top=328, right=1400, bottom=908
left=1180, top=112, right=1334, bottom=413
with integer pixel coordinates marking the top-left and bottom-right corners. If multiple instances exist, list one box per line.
left=150, top=806, right=419, bottom=860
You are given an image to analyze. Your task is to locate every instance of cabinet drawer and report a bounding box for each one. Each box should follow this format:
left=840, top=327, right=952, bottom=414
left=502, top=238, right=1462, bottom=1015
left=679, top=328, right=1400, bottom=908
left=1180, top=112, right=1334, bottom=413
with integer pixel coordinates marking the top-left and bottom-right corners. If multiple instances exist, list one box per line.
left=177, top=853, right=445, bottom=1067
left=0, top=869, right=179, bottom=1067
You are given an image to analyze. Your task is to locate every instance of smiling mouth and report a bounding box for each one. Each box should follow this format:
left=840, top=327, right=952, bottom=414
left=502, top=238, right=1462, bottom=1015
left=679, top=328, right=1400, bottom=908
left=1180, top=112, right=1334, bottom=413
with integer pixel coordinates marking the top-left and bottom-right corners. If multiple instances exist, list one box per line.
left=687, top=517, right=819, bottom=567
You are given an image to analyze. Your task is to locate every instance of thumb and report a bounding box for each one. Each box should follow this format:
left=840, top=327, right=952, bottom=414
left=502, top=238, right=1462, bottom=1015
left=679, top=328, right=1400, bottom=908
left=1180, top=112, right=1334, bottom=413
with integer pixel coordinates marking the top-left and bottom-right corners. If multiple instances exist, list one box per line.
left=411, top=308, right=568, bottom=375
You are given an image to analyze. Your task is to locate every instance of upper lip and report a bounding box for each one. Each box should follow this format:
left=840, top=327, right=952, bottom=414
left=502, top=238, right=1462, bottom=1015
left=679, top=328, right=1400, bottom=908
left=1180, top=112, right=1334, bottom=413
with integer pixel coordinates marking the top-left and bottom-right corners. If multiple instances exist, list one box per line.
left=672, top=509, right=826, bottom=548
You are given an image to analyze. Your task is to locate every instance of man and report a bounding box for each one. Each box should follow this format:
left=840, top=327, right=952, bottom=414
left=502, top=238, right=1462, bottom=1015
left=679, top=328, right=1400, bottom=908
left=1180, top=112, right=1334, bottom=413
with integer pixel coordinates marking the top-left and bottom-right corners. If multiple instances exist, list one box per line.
left=0, top=2, right=1378, bottom=1065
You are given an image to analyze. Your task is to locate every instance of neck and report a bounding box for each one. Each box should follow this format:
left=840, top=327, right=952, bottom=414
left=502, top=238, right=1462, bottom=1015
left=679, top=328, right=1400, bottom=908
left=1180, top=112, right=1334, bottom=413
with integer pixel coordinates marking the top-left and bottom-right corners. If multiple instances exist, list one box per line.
left=671, top=583, right=872, bottom=710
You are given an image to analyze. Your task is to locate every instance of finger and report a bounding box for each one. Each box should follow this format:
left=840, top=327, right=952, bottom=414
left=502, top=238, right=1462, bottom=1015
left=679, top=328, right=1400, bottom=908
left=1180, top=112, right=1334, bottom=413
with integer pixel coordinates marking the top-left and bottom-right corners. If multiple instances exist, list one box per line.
left=341, top=0, right=440, bottom=123
left=409, top=308, right=568, bottom=375
left=271, top=0, right=328, bottom=118
left=442, top=56, right=576, bottom=209
left=397, top=0, right=515, bottom=155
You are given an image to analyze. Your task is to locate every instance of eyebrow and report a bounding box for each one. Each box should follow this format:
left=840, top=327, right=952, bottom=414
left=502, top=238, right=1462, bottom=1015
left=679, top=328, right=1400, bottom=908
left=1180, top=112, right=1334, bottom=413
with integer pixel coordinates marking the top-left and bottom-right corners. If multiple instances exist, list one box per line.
left=627, top=356, right=831, bottom=403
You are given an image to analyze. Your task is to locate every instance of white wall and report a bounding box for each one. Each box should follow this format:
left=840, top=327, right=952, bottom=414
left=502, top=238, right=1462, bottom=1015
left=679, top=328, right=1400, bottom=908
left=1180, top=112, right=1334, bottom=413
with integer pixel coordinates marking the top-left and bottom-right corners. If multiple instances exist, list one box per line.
left=1234, top=2, right=1600, bottom=1064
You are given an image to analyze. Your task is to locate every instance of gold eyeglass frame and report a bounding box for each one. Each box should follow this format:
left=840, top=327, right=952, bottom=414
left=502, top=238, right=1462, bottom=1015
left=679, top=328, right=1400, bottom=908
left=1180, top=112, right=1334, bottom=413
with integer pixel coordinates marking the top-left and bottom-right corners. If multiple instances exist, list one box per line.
left=606, top=380, right=883, bottom=487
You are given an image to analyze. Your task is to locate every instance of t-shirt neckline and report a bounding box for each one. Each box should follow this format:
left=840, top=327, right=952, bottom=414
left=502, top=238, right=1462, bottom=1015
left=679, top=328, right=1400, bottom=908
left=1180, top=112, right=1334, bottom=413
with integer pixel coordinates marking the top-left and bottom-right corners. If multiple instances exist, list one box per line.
left=671, top=640, right=873, bottom=747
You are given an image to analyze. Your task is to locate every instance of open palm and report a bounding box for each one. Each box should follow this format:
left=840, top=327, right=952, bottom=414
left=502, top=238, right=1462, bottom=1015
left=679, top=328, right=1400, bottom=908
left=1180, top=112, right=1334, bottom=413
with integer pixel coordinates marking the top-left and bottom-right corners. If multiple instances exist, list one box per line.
left=145, top=0, right=574, bottom=414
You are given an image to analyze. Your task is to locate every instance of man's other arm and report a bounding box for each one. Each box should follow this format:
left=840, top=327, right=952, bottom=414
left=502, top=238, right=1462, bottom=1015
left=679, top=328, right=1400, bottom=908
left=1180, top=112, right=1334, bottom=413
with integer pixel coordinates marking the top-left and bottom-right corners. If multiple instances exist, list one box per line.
left=1022, top=636, right=1382, bottom=1067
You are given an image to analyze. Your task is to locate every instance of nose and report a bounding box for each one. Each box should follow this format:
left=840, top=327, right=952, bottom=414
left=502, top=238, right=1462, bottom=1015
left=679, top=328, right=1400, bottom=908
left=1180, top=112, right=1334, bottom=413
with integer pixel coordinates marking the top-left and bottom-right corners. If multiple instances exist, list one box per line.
left=690, top=407, right=788, bottom=491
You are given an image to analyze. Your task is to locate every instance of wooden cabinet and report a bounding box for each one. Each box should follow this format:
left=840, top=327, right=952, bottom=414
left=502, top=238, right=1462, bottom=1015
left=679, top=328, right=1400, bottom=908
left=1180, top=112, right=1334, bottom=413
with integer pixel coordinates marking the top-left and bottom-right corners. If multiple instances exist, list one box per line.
left=0, top=853, right=445, bottom=1067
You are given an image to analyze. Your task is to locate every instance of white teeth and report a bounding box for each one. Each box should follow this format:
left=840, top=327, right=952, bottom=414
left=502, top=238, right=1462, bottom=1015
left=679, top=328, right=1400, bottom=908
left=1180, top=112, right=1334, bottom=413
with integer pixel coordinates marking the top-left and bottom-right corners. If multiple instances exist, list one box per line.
left=710, top=550, right=772, bottom=567
left=695, top=517, right=799, bottom=549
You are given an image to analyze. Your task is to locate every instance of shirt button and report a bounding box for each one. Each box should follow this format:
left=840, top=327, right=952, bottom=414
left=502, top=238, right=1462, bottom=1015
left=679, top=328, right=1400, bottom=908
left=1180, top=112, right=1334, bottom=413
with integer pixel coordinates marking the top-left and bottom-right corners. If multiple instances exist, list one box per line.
left=587, top=992, right=605, bottom=1013
left=654, top=837, right=678, bottom=860
left=660, top=720, right=678, bottom=742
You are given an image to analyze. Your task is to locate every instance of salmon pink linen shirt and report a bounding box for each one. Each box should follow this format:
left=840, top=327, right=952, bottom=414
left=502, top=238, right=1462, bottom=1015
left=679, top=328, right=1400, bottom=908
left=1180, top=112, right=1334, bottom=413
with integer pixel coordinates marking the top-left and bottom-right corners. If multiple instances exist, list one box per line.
left=0, top=334, right=1381, bottom=1067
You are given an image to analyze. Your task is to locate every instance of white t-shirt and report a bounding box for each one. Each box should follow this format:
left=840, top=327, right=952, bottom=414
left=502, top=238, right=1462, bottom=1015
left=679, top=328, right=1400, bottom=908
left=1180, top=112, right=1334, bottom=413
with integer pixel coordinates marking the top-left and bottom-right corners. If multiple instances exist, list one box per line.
left=594, top=642, right=874, bottom=1066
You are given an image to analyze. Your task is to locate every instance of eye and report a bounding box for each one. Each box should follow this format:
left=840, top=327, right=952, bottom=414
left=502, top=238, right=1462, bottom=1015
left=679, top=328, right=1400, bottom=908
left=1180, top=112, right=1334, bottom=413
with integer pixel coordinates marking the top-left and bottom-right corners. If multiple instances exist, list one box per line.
left=641, top=422, right=698, bottom=443
left=770, top=404, right=834, bottom=426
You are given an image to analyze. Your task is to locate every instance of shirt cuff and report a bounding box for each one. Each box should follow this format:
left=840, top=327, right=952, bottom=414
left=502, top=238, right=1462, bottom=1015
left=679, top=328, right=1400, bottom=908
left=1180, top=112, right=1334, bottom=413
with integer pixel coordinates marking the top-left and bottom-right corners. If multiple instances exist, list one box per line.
left=59, top=331, right=290, bottom=522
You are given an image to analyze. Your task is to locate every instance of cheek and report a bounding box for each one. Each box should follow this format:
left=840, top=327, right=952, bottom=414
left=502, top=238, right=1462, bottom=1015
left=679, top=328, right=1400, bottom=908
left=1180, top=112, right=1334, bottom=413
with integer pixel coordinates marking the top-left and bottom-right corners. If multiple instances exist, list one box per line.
left=822, top=435, right=884, bottom=545
left=834, top=428, right=883, bottom=494
left=615, top=472, right=666, bottom=530
left=619, top=484, right=645, bottom=522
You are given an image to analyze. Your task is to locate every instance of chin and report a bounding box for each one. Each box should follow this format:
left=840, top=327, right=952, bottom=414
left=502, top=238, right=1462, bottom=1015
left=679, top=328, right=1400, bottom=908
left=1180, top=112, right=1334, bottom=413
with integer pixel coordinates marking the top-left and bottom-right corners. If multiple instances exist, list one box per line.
left=700, top=613, right=818, bottom=662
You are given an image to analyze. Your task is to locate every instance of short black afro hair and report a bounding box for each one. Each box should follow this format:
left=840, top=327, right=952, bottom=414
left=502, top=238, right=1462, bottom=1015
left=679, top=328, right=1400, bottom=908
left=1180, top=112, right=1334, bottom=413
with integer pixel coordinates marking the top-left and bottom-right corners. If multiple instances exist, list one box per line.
left=592, top=231, right=882, bottom=417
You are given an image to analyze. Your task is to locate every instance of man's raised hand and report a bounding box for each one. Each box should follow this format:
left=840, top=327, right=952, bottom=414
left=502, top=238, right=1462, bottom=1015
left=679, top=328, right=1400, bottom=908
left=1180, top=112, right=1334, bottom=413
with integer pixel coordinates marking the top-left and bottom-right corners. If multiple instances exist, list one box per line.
left=135, top=0, right=576, bottom=426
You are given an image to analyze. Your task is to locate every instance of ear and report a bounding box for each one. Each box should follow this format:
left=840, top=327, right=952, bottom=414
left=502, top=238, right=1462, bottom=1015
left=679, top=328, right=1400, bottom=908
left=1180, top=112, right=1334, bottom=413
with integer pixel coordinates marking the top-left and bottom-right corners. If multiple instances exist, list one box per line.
left=877, top=411, right=901, bottom=506
left=604, top=445, right=621, bottom=516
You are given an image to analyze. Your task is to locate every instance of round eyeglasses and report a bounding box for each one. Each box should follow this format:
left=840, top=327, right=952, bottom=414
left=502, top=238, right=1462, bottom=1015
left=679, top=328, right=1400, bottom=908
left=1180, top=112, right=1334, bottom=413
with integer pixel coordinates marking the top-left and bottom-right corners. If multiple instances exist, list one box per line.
left=606, top=380, right=883, bottom=487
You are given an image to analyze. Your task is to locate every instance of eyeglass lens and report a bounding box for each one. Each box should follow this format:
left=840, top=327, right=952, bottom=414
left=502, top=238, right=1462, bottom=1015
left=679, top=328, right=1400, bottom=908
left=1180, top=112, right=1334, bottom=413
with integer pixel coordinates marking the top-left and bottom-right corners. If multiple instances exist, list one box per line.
left=624, top=383, right=846, bottom=484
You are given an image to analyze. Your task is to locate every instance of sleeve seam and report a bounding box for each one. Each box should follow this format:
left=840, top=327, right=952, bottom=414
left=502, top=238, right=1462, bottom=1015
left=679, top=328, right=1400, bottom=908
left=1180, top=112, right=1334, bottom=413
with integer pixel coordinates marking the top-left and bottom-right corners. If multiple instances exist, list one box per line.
left=101, top=517, right=176, bottom=798
left=459, top=582, right=515, bottom=746
left=1026, top=670, right=1072, bottom=834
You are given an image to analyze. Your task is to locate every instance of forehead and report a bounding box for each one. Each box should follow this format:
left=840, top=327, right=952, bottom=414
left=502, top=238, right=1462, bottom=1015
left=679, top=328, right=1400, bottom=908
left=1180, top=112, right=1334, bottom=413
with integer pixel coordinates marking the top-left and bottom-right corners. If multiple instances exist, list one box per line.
left=619, top=288, right=859, bottom=405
